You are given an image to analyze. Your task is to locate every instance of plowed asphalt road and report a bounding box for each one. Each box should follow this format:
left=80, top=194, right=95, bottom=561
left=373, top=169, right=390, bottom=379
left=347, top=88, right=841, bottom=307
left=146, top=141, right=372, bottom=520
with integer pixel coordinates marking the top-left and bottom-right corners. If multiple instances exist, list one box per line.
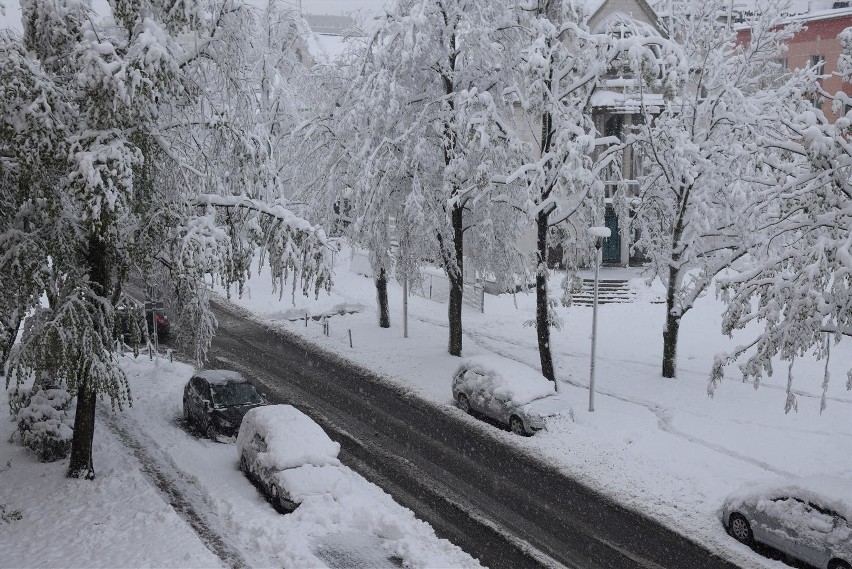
left=207, top=298, right=740, bottom=569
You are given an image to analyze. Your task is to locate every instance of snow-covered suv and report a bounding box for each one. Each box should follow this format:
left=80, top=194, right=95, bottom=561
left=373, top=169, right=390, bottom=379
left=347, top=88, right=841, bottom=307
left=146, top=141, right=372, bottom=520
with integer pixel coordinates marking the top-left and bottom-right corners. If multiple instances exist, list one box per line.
left=452, top=355, right=572, bottom=436
left=183, top=370, right=266, bottom=440
left=237, top=405, right=352, bottom=513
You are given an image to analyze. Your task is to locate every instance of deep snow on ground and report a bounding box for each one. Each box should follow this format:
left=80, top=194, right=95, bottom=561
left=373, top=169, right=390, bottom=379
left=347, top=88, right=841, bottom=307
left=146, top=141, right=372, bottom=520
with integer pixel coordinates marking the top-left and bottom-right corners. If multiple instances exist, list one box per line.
left=0, top=356, right=480, bottom=568
left=213, top=245, right=852, bottom=569
left=0, top=385, right=222, bottom=568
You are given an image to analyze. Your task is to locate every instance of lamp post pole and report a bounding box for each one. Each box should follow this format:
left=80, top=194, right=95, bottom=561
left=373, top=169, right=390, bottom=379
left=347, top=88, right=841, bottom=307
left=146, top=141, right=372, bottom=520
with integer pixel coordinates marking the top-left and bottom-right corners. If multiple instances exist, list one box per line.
left=590, top=239, right=601, bottom=412
left=587, top=226, right=611, bottom=412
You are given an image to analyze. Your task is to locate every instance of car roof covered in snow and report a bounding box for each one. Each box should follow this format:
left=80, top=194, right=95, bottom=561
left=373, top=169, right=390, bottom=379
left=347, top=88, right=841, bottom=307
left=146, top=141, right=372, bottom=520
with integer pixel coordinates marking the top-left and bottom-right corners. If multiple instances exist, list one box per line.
left=724, top=476, right=852, bottom=521
left=237, top=404, right=341, bottom=471
left=453, top=355, right=556, bottom=407
left=194, top=369, right=247, bottom=385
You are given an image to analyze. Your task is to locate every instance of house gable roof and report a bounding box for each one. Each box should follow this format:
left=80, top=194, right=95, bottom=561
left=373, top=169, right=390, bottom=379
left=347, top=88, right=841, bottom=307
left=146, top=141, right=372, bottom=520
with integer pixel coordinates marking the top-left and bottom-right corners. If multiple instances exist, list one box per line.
left=587, top=0, right=667, bottom=37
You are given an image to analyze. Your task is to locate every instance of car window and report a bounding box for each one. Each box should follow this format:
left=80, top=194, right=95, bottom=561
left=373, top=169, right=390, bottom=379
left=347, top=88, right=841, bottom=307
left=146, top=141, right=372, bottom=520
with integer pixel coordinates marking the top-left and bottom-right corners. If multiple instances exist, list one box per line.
left=210, top=382, right=263, bottom=407
left=808, top=502, right=841, bottom=519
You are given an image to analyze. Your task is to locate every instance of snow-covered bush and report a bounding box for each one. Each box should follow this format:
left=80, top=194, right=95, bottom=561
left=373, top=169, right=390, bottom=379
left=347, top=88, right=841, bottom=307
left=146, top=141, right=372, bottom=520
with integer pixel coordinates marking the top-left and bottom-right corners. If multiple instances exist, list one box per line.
left=9, top=385, right=75, bottom=463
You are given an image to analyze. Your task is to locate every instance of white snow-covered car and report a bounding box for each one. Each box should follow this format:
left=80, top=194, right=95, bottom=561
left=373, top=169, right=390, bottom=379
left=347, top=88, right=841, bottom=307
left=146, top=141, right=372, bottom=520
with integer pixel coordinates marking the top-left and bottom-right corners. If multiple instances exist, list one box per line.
left=721, top=476, right=852, bottom=569
left=452, top=355, right=572, bottom=436
left=237, top=405, right=353, bottom=513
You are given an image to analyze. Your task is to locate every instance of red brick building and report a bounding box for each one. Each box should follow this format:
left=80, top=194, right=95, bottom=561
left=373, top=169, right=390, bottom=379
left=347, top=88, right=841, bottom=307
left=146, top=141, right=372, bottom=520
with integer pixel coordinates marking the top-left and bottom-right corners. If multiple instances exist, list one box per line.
left=738, top=7, right=852, bottom=120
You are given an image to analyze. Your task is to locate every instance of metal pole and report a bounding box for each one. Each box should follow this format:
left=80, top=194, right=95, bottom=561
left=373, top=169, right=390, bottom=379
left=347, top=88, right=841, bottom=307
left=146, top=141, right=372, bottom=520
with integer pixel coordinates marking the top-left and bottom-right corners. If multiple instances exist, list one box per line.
left=589, top=241, right=601, bottom=412
left=152, top=304, right=158, bottom=358
left=403, top=276, right=409, bottom=338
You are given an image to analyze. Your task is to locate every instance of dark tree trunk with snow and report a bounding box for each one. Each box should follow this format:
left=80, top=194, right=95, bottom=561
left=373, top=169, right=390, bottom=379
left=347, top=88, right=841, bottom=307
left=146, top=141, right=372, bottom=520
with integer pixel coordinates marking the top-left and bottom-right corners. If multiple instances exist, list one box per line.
left=68, top=379, right=97, bottom=479
left=0, top=316, right=21, bottom=375
left=376, top=268, right=390, bottom=328
left=662, top=305, right=680, bottom=379
left=68, top=234, right=111, bottom=479
left=662, top=198, right=687, bottom=379
left=536, top=212, right=555, bottom=382
left=447, top=204, right=464, bottom=357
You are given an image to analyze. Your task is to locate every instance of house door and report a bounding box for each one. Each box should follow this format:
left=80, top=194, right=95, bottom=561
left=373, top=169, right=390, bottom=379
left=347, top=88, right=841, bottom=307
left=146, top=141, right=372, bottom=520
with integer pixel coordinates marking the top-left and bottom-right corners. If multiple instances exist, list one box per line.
left=602, top=209, right=621, bottom=264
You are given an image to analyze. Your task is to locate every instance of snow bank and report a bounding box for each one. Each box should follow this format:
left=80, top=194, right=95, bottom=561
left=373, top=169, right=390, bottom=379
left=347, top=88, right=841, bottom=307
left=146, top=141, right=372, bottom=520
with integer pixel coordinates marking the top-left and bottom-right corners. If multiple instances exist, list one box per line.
left=237, top=405, right=341, bottom=471
left=453, top=355, right=556, bottom=406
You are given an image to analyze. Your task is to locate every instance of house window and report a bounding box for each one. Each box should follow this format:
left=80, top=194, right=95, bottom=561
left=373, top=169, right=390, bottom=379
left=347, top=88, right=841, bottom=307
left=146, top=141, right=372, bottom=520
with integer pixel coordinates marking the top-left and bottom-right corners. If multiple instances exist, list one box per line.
left=602, top=114, right=624, bottom=186
left=810, top=54, right=826, bottom=74
left=776, top=58, right=788, bottom=71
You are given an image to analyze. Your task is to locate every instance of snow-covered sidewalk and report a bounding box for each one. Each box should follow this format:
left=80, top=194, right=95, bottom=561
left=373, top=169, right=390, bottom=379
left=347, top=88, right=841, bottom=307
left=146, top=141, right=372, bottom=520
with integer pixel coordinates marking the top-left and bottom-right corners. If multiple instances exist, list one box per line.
left=0, top=357, right=479, bottom=568
left=212, top=247, right=852, bottom=569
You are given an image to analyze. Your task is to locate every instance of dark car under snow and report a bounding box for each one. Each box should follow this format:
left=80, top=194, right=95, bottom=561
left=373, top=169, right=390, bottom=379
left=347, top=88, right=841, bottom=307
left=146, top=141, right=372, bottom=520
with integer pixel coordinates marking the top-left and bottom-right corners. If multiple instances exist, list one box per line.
left=183, top=370, right=266, bottom=440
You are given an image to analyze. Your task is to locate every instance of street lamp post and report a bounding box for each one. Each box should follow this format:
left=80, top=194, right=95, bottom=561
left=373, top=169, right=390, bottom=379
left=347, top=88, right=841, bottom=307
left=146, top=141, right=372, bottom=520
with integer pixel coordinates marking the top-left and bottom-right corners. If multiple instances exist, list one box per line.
left=587, top=226, right=611, bottom=412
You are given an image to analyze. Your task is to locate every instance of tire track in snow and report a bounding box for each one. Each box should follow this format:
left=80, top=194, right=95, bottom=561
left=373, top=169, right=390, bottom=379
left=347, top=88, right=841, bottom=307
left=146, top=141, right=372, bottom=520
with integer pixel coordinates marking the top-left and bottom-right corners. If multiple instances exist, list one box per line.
left=98, top=404, right=249, bottom=569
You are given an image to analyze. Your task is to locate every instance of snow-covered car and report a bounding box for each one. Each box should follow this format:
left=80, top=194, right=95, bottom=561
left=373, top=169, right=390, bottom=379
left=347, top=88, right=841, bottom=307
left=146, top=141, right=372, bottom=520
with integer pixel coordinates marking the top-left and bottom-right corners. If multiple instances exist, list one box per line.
left=452, top=355, right=572, bottom=436
left=721, top=476, right=852, bottom=569
left=237, top=405, right=353, bottom=513
left=183, top=370, right=266, bottom=440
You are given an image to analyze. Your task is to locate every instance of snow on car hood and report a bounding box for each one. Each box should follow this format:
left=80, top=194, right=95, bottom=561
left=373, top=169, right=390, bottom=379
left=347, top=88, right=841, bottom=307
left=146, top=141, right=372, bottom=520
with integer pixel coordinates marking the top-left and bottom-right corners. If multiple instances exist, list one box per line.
left=522, top=395, right=573, bottom=418
left=275, top=464, right=356, bottom=503
left=723, top=475, right=852, bottom=522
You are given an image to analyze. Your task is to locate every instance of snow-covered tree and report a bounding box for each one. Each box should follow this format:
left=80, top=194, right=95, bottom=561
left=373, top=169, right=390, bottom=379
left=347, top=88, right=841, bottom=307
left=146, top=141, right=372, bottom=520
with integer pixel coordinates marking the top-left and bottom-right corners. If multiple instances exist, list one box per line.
left=631, top=0, right=800, bottom=378
left=308, top=0, right=519, bottom=353
left=0, top=0, right=332, bottom=478
left=709, top=24, right=852, bottom=411
left=500, top=0, right=681, bottom=380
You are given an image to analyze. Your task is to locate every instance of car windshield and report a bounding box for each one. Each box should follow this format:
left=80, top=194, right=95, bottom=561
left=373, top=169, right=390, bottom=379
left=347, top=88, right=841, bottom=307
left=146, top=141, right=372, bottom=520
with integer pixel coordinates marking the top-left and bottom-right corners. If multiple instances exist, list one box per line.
left=210, top=382, right=263, bottom=407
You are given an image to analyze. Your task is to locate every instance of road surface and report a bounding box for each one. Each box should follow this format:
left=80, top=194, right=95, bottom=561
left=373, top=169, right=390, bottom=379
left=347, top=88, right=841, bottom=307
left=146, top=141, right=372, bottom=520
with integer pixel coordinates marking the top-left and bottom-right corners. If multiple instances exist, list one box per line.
left=207, top=299, right=741, bottom=569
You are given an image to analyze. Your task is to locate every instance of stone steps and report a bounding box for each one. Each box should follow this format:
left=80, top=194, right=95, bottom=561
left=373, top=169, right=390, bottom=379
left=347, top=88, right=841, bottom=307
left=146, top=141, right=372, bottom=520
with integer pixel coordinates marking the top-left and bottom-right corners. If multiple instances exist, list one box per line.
left=571, top=278, right=633, bottom=306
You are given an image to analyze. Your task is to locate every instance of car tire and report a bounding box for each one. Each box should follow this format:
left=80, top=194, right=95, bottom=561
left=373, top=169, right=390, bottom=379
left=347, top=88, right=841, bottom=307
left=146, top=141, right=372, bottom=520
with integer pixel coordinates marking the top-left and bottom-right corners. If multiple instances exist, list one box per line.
left=183, top=399, right=190, bottom=422
left=457, top=393, right=471, bottom=414
left=239, top=455, right=248, bottom=475
left=206, top=423, right=218, bottom=441
left=828, top=560, right=851, bottom=569
left=509, top=415, right=527, bottom=436
left=728, top=513, right=753, bottom=545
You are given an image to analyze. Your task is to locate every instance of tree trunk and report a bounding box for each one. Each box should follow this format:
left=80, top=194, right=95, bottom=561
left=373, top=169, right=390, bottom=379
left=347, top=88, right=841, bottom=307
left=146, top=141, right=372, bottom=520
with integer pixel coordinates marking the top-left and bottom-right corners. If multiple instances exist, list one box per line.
left=535, top=212, right=555, bottom=382
left=0, top=315, right=21, bottom=375
left=662, top=265, right=680, bottom=379
left=376, top=268, right=390, bottom=328
left=447, top=204, right=464, bottom=357
left=68, top=233, right=111, bottom=479
left=67, top=379, right=96, bottom=479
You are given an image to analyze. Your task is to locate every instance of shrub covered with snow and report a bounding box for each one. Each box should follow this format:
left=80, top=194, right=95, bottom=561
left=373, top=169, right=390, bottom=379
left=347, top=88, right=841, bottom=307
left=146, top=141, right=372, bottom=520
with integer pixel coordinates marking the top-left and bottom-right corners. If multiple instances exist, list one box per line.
left=8, top=385, right=75, bottom=463
left=237, top=404, right=340, bottom=471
